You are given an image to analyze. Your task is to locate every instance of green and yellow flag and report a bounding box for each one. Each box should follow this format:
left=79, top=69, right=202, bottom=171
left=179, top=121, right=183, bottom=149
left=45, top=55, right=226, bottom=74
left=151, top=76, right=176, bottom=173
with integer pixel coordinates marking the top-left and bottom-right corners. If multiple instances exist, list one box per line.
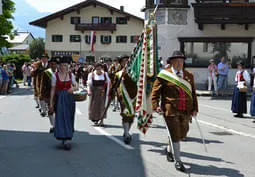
left=129, top=13, right=160, bottom=134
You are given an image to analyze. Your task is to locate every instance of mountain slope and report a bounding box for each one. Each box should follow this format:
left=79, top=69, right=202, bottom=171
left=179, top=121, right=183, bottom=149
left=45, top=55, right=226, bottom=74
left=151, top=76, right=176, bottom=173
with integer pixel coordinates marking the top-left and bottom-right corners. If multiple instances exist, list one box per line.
left=13, top=0, right=50, bottom=38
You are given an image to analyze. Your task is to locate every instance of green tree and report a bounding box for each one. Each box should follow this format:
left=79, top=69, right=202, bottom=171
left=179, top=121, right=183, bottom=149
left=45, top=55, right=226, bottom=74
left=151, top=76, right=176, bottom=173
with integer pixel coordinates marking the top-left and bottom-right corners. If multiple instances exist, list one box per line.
left=212, top=42, right=231, bottom=60
left=29, top=38, right=45, bottom=59
left=0, top=0, right=15, bottom=48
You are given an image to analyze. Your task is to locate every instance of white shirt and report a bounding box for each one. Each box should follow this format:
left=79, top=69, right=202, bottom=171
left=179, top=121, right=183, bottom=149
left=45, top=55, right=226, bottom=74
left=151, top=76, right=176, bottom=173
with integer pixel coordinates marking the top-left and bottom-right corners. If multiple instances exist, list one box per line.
left=51, top=72, right=76, bottom=87
left=171, top=66, right=183, bottom=78
left=235, top=70, right=250, bottom=83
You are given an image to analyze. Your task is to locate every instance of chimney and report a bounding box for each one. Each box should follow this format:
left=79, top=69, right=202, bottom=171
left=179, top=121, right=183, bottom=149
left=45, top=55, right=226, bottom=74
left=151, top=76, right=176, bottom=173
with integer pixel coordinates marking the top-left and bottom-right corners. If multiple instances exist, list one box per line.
left=120, top=6, right=124, bottom=12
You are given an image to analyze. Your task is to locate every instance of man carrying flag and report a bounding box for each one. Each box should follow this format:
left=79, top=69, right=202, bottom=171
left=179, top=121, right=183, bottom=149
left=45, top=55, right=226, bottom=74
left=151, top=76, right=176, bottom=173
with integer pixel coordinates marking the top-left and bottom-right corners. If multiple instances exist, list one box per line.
left=111, top=55, right=137, bottom=144
left=151, top=50, right=198, bottom=172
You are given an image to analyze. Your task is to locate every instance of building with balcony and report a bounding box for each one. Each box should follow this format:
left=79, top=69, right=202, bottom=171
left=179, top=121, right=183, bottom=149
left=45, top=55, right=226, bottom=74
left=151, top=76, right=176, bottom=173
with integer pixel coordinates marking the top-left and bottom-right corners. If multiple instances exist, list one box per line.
left=29, top=0, right=144, bottom=61
left=143, top=0, right=255, bottom=89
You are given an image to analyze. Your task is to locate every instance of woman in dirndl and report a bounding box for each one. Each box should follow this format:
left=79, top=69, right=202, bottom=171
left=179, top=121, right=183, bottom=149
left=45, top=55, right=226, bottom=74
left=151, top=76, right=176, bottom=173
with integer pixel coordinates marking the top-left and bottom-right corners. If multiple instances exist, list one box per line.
left=87, top=62, right=110, bottom=126
left=49, top=56, right=78, bottom=150
left=231, top=61, right=250, bottom=118
left=250, top=71, right=255, bottom=119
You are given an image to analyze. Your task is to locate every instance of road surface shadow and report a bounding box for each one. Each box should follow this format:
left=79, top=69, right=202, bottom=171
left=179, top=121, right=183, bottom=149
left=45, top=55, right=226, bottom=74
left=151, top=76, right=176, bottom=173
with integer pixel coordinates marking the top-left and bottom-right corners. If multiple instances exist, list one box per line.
left=184, top=136, right=223, bottom=144
left=185, top=162, right=244, bottom=177
left=0, top=130, right=146, bottom=177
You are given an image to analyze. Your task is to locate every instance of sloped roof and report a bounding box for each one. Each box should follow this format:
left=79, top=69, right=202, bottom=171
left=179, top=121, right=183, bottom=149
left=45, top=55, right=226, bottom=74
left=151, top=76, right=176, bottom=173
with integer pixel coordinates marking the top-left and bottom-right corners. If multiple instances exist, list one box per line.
left=9, top=44, right=29, bottom=50
left=6, top=32, right=34, bottom=44
left=29, top=0, right=144, bottom=28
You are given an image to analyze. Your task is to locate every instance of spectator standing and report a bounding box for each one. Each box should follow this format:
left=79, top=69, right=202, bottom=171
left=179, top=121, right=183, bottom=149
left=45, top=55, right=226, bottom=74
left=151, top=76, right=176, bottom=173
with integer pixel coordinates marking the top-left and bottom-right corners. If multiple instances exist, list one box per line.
left=0, top=62, right=3, bottom=90
left=207, top=59, right=218, bottom=93
left=1, top=65, right=9, bottom=95
left=217, top=56, right=229, bottom=96
left=22, top=62, right=28, bottom=86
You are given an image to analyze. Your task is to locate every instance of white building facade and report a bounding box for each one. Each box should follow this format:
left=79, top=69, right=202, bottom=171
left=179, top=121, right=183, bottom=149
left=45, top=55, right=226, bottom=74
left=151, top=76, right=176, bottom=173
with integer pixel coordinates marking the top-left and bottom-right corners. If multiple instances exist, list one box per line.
left=144, top=0, right=255, bottom=89
left=30, top=0, right=144, bottom=62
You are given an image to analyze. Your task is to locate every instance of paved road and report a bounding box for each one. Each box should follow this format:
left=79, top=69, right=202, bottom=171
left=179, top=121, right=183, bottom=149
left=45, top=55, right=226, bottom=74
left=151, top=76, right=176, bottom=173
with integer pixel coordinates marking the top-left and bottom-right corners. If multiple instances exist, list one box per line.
left=0, top=87, right=255, bottom=177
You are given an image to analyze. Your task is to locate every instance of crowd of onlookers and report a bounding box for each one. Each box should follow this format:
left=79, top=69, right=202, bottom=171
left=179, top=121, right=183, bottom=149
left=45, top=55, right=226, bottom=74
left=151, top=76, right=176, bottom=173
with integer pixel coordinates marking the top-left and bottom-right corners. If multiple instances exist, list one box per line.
left=0, top=61, right=19, bottom=95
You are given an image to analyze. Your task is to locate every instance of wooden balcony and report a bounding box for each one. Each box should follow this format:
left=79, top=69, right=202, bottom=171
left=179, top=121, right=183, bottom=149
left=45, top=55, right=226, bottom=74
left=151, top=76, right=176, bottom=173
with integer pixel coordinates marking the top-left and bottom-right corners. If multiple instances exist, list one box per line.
left=192, top=2, right=255, bottom=30
left=142, top=0, right=189, bottom=11
left=75, top=23, right=116, bottom=33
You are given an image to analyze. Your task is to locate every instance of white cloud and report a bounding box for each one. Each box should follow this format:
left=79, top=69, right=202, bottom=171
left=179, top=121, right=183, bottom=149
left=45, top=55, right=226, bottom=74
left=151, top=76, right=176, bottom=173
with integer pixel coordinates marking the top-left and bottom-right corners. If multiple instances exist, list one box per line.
left=25, top=0, right=145, bottom=18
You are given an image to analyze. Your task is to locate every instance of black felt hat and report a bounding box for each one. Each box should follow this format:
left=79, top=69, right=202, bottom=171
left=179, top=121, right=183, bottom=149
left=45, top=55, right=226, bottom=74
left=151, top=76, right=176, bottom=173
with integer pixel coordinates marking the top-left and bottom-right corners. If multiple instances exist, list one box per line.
left=168, top=50, right=186, bottom=61
left=48, top=57, right=58, bottom=63
left=118, top=54, right=129, bottom=62
left=40, top=53, right=49, bottom=59
left=59, top=56, right=72, bottom=64
left=236, top=60, right=245, bottom=66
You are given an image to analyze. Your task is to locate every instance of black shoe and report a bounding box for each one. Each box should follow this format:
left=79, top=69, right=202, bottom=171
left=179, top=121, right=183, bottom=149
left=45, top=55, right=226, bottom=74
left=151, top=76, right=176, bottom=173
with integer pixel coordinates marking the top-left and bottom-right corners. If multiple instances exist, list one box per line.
left=40, top=112, right=46, bottom=117
left=112, top=108, right=116, bottom=112
left=49, top=128, right=54, bottom=133
left=165, top=148, right=174, bottom=162
left=175, top=161, right=186, bottom=172
left=35, top=105, right=39, bottom=108
left=63, top=143, right=71, bottom=151
left=39, top=108, right=42, bottom=113
left=234, top=114, right=243, bottom=118
left=123, top=134, right=131, bottom=144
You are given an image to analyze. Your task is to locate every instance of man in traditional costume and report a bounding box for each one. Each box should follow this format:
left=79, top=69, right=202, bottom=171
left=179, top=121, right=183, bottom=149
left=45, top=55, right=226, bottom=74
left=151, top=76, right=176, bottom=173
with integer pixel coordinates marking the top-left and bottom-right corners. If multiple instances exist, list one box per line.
left=40, top=57, right=58, bottom=133
left=151, top=51, right=198, bottom=172
left=31, top=59, right=41, bottom=108
left=112, top=55, right=137, bottom=144
left=108, top=57, right=121, bottom=111
left=36, top=54, right=50, bottom=116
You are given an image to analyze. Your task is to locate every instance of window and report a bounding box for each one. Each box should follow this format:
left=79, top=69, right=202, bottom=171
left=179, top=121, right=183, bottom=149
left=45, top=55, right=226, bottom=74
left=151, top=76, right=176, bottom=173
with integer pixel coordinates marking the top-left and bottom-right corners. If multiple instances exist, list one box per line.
left=85, top=35, right=96, bottom=44
left=116, top=36, right=127, bottom=43
left=70, top=17, right=80, bottom=24
left=101, top=17, right=112, bottom=24
left=116, top=17, right=127, bottom=24
left=92, top=16, right=99, bottom=24
left=179, top=37, right=252, bottom=68
left=52, top=35, right=63, bottom=42
left=101, top=35, right=112, bottom=44
left=70, top=35, right=81, bottom=42
left=130, top=35, right=140, bottom=43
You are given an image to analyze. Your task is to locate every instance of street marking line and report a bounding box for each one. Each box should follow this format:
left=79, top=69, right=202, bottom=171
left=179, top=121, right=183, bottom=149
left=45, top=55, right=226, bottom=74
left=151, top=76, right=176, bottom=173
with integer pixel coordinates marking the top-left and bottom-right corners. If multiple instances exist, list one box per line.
left=199, top=104, right=230, bottom=112
left=196, top=119, right=255, bottom=139
left=76, top=108, right=82, bottom=115
left=93, top=127, right=134, bottom=150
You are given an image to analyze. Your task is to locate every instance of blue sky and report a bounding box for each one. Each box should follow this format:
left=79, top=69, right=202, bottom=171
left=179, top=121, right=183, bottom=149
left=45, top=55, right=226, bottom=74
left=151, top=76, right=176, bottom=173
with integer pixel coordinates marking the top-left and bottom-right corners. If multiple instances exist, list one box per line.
left=24, top=0, right=145, bottom=18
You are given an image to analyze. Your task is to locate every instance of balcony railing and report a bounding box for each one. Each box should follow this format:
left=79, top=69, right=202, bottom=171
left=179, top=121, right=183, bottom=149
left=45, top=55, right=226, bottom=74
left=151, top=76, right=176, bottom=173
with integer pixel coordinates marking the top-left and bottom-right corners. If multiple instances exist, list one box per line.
left=192, top=2, right=255, bottom=30
left=143, top=0, right=189, bottom=11
left=75, top=23, right=116, bottom=32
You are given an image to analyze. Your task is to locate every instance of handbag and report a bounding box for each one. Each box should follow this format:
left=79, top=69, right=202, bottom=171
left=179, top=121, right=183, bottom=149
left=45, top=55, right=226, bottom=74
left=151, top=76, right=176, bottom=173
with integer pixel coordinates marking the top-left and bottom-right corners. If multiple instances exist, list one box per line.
left=214, top=69, right=219, bottom=76
left=239, top=85, right=248, bottom=93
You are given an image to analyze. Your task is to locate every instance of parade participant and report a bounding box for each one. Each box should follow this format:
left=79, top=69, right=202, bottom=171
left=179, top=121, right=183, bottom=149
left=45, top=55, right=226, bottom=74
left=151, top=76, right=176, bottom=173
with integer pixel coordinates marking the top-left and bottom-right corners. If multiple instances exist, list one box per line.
left=108, top=57, right=121, bottom=111
left=151, top=50, right=198, bottom=172
left=49, top=56, right=78, bottom=150
left=87, top=62, right=110, bottom=126
left=34, top=54, right=50, bottom=116
left=231, top=61, right=250, bottom=118
left=31, top=59, right=41, bottom=108
left=40, top=57, right=58, bottom=133
left=112, top=55, right=137, bottom=144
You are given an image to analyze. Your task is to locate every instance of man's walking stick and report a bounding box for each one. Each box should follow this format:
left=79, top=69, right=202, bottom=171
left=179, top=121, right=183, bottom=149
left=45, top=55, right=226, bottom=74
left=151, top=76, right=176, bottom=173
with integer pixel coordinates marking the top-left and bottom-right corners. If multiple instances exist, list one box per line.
left=161, top=112, right=175, bottom=156
left=193, top=116, right=208, bottom=152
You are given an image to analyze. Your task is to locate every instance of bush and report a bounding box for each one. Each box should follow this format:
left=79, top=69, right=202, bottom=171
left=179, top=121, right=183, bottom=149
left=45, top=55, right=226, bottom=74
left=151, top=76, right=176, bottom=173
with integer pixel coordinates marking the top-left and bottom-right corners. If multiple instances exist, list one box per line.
left=0, top=54, right=32, bottom=79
